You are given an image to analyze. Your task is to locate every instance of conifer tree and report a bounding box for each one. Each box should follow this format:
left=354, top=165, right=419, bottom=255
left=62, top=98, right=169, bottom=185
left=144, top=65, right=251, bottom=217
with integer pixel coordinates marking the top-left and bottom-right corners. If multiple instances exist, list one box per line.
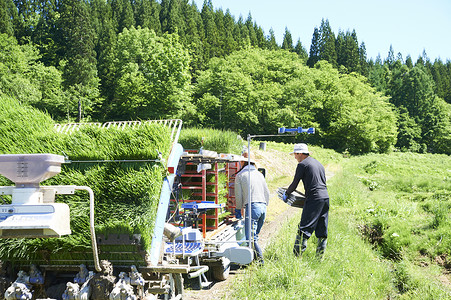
left=222, top=9, right=237, bottom=54
left=254, top=24, right=266, bottom=49
left=166, top=0, right=185, bottom=38
left=59, top=0, right=99, bottom=121
left=281, top=27, right=293, bottom=51
left=0, top=0, right=15, bottom=36
left=136, top=0, right=161, bottom=34
left=111, top=0, right=134, bottom=33
left=318, top=19, right=337, bottom=67
left=335, top=30, right=346, bottom=67
left=307, top=27, right=320, bottom=67
left=214, top=8, right=226, bottom=57
left=405, top=55, right=413, bottom=69
left=184, top=1, right=205, bottom=72
left=385, top=45, right=395, bottom=68
left=159, top=0, right=170, bottom=32
left=236, top=15, right=250, bottom=48
left=431, top=59, right=451, bottom=104
left=12, top=0, right=37, bottom=41
left=30, top=0, right=60, bottom=66
left=267, top=28, right=278, bottom=50
left=340, top=29, right=360, bottom=73
left=91, top=0, right=116, bottom=111
left=294, top=38, right=308, bottom=61
left=201, top=0, right=218, bottom=59
left=358, top=42, right=369, bottom=77
left=245, top=13, right=257, bottom=46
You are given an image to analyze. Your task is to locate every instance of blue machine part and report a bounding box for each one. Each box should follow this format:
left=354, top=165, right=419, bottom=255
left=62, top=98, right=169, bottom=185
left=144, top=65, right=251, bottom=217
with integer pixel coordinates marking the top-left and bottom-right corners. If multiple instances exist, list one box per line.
left=149, top=143, right=184, bottom=265
left=278, top=126, right=315, bottom=134
left=181, top=201, right=223, bottom=211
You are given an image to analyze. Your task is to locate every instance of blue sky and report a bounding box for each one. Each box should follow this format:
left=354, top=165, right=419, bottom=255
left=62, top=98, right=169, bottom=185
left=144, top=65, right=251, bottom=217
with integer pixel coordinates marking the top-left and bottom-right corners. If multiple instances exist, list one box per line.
left=192, top=0, right=451, bottom=62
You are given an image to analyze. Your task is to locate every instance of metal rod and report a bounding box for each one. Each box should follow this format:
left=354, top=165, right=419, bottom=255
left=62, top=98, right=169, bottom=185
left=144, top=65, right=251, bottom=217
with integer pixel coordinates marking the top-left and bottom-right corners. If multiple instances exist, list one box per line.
left=75, top=186, right=101, bottom=272
left=187, top=266, right=209, bottom=279
left=247, top=135, right=252, bottom=253
left=68, top=159, right=161, bottom=163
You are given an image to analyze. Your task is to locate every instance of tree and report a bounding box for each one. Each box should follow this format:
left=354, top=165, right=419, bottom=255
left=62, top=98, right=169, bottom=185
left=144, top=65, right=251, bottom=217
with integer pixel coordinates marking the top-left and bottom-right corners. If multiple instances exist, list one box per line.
left=12, top=0, right=37, bottom=41
left=245, top=13, right=257, bottom=46
left=267, top=28, right=278, bottom=50
left=91, top=0, right=116, bottom=117
left=30, top=0, right=61, bottom=66
left=213, top=8, right=226, bottom=57
left=59, top=0, right=100, bottom=121
left=110, top=26, right=194, bottom=121
left=111, top=0, right=134, bottom=33
left=135, top=0, right=161, bottom=34
left=337, top=29, right=360, bottom=73
left=254, top=23, right=266, bottom=49
left=318, top=19, right=337, bottom=67
left=222, top=9, right=237, bottom=52
left=201, top=0, right=218, bottom=59
left=396, top=106, right=422, bottom=152
left=281, top=27, right=293, bottom=51
left=368, top=55, right=390, bottom=94
left=385, top=44, right=395, bottom=69
left=184, top=1, right=205, bottom=72
left=307, top=27, right=320, bottom=67
left=358, top=42, right=369, bottom=76
left=0, top=0, right=16, bottom=36
left=0, top=33, right=67, bottom=120
left=195, top=49, right=397, bottom=153
left=164, top=0, right=185, bottom=37
left=294, top=38, right=308, bottom=61
left=389, top=64, right=451, bottom=153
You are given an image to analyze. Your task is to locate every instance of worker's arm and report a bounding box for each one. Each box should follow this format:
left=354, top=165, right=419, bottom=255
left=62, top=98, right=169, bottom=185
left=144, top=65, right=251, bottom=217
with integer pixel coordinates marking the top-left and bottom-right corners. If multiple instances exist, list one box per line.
left=286, top=163, right=303, bottom=195
left=263, top=176, right=270, bottom=206
left=234, top=173, right=243, bottom=209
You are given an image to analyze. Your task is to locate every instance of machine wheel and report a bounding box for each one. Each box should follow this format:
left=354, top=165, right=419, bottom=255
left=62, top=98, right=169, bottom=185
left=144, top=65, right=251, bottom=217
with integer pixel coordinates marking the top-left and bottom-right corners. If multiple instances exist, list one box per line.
left=211, top=257, right=230, bottom=281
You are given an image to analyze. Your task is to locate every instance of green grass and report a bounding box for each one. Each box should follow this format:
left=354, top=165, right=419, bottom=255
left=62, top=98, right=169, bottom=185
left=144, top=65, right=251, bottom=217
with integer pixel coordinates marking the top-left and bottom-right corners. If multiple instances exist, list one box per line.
left=230, top=149, right=451, bottom=299
left=179, top=127, right=244, bottom=154
left=0, top=98, right=171, bottom=264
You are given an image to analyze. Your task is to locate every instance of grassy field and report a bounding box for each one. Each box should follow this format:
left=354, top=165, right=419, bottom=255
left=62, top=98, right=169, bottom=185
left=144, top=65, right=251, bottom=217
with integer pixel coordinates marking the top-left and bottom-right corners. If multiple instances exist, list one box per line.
left=230, top=146, right=450, bottom=299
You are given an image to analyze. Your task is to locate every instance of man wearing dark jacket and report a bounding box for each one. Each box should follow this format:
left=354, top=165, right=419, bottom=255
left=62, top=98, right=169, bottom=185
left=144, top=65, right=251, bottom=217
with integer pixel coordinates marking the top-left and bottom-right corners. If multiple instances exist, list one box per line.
left=284, top=143, right=329, bottom=258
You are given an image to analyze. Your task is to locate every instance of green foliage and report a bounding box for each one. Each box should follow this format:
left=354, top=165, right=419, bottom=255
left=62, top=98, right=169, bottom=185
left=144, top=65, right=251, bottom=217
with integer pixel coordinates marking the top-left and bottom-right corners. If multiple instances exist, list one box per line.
left=195, top=49, right=397, bottom=154
left=109, top=26, right=195, bottom=121
left=179, top=127, right=243, bottom=154
left=0, top=34, right=67, bottom=118
left=0, top=101, right=173, bottom=264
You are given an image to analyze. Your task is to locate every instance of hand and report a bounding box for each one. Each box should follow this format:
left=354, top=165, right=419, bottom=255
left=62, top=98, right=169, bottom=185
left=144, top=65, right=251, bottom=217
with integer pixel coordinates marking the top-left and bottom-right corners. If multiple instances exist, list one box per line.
left=283, top=191, right=288, bottom=201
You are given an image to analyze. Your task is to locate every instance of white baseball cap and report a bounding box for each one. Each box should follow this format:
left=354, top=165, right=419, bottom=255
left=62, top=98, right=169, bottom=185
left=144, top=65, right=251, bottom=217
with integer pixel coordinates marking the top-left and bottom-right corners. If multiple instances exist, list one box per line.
left=290, top=143, right=309, bottom=155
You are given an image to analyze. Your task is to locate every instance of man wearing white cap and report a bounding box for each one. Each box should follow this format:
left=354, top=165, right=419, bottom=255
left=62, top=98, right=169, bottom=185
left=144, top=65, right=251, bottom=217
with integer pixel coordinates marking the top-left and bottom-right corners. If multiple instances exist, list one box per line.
left=284, top=143, right=329, bottom=258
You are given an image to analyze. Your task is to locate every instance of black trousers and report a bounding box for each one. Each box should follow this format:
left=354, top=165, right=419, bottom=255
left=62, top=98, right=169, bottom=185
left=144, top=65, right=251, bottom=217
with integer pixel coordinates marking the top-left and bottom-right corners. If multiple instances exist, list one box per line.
left=298, top=197, right=329, bottom=239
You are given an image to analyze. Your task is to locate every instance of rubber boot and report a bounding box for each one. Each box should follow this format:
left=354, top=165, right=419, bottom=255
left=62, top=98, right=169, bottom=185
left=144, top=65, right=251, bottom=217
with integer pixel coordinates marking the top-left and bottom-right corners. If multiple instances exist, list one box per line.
left=316, top=237, right=327, bottom=259
left=293, top=234, right=308, bottom=256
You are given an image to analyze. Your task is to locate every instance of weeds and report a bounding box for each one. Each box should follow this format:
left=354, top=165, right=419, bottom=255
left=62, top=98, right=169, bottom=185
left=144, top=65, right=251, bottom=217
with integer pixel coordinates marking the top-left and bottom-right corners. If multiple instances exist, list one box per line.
left=230, top=148, right=451, bottom=299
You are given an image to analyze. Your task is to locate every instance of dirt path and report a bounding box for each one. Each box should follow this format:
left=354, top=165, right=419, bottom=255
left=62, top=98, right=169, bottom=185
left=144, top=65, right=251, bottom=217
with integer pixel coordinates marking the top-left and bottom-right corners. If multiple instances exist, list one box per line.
left=183, top=199, right=295, bottom=300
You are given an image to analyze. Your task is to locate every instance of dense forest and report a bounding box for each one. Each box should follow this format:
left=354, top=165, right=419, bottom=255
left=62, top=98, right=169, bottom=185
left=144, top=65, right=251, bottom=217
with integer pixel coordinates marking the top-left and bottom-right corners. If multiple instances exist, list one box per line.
left=0, top=0, right=450, bottom=154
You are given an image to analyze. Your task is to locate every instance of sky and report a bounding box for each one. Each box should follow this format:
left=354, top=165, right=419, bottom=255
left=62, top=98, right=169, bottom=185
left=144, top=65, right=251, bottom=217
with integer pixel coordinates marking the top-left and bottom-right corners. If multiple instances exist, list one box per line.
left=192, top=0, right=451, bottom=62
